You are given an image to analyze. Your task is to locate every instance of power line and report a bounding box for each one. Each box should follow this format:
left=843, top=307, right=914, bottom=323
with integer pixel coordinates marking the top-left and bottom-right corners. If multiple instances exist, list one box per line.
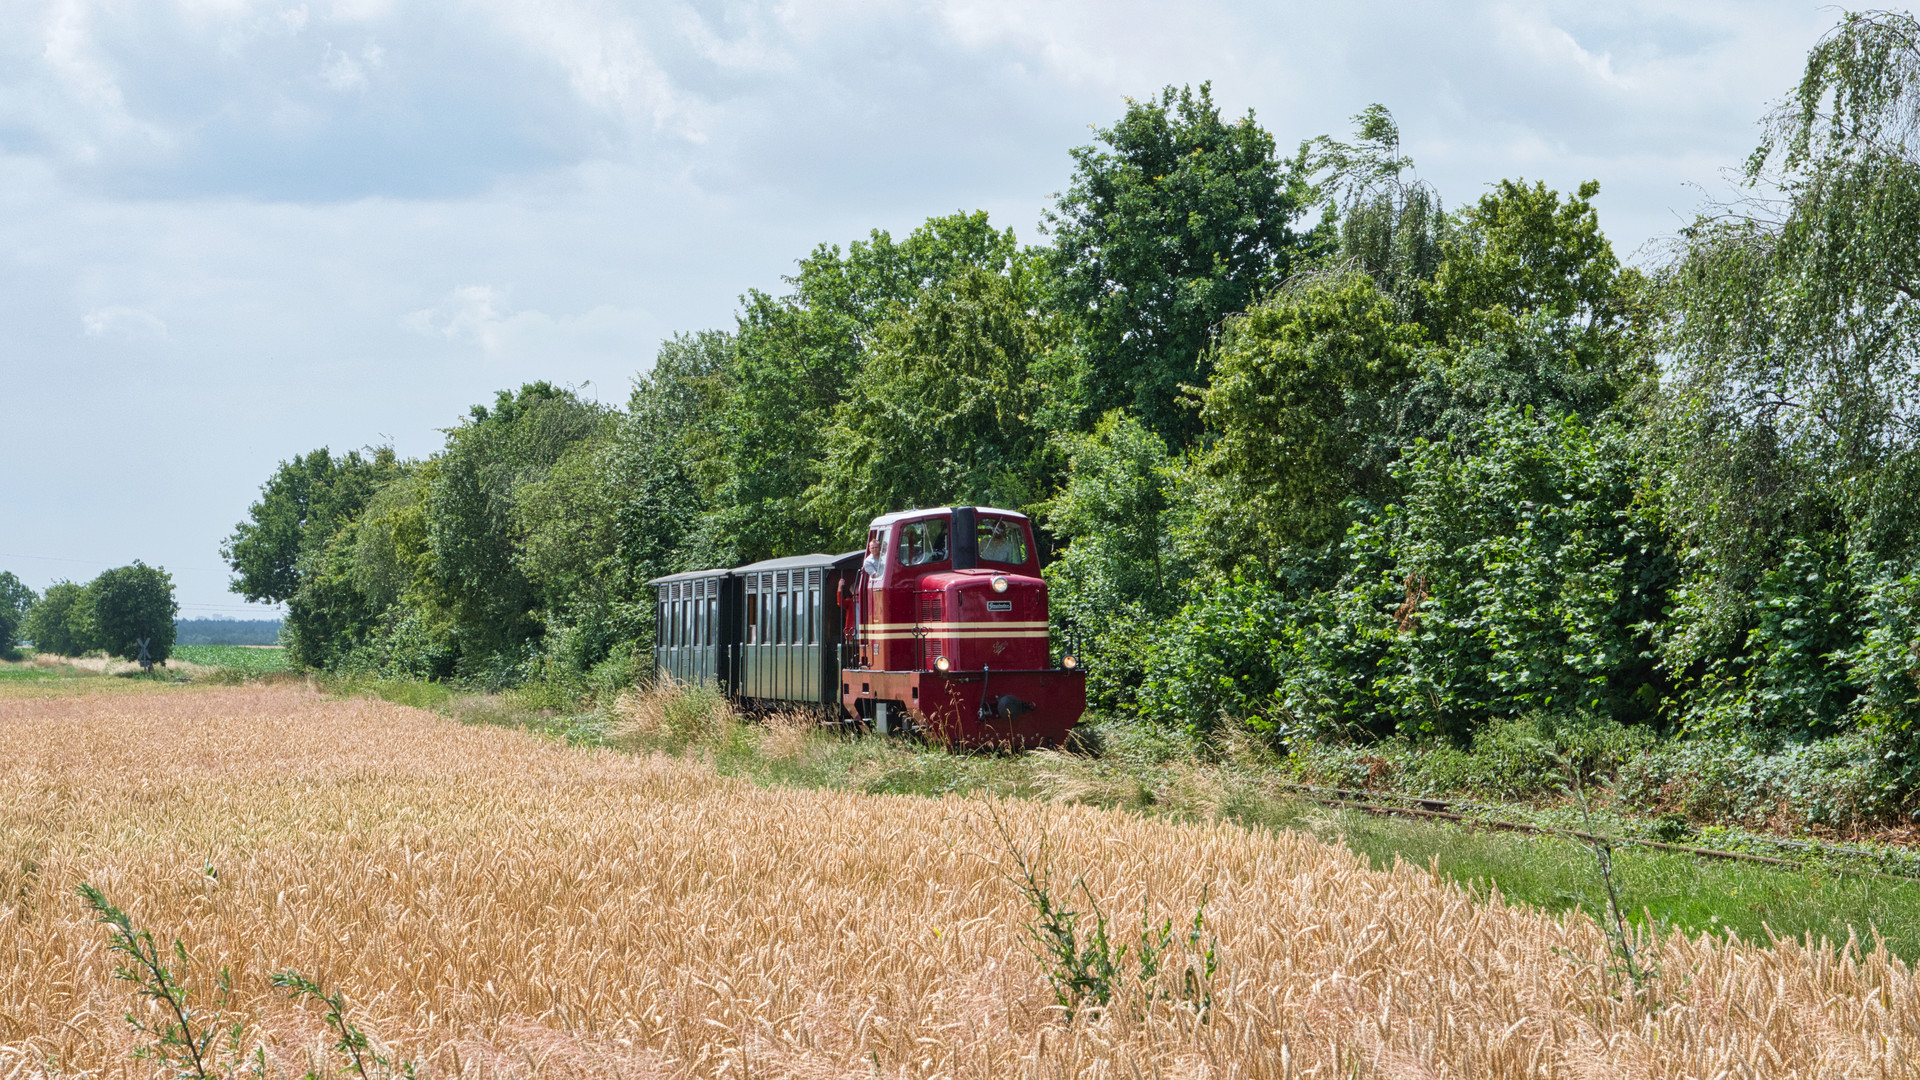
left=0, top=551, right=233, bottom=574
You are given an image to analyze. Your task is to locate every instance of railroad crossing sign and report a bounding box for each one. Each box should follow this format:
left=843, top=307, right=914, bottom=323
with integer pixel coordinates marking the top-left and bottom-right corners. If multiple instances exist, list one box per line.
left=135, top=635, right=152, bottom=673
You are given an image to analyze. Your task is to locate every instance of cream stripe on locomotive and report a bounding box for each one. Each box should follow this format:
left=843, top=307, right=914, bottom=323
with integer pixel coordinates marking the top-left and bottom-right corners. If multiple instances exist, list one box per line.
left=864, top=621, right=1050, bottom=631
left=864, top=629, right=1052, bottom=641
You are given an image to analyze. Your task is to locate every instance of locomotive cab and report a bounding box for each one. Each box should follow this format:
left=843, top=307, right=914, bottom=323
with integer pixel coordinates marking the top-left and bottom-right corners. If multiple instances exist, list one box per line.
left=841, top=506, right=1085, bottom=746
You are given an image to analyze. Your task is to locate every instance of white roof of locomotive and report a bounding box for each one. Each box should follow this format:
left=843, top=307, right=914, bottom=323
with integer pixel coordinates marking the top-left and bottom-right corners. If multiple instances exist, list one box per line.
left=867, top=505, right=1028, bottom=530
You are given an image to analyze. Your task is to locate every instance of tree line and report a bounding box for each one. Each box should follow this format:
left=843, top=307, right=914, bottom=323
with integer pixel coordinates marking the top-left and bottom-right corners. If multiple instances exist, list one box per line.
left=3, top=564, right=179, bottom=664
left=225, top=15, right=1920, bottom=789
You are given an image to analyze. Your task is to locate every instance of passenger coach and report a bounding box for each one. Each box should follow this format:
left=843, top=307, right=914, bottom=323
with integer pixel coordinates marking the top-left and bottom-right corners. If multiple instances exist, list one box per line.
left=650, top=506, right=1085, bottom=746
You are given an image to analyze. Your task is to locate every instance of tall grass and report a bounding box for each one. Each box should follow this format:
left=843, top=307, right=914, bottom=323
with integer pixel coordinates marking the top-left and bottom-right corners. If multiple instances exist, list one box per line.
left=5, top=684, right=1920, bottom=1077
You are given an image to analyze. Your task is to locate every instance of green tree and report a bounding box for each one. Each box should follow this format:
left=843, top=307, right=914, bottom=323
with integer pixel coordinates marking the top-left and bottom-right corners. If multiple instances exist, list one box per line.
left=1135, top=410, right=1668, bottom=742
left=696, top=213, right=1023, bottom=564
left=1429, top=179, right=1645, bottom=357
left=1045, top=83, right=1318, bottom=444
left=0, top=571, right=35, bottom=651
left=1655, top=11, right=1920, bottom=744
left=1038, top=412, right=1189, bottom=708
left=1193, top=174, right=1646, bottom=578
left=426, top=382, right=606, bottom=681
left=611, top=331, right=734, bottom=578
left=1301, top=105, right=1449, bottom=323
left=1197, top=272, right=1422, bottom=566
left=23, top=580, right=94, bottom=656
left=223, top=447, right=396, bottom=604
left=89, top=562, right=178, bottom=663
left=807, top=265, right=1055, bottom=542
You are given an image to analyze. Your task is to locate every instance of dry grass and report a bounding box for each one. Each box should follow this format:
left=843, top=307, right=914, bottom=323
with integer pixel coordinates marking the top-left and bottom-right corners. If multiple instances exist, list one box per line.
left=0, top=657, right=196, bottom=701
left=4, top=685, right=1919, bottom=1079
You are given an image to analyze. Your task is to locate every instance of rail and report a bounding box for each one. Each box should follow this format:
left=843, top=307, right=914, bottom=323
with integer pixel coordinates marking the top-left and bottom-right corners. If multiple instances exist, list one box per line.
left=1275, top=782, right=1920, bottom=881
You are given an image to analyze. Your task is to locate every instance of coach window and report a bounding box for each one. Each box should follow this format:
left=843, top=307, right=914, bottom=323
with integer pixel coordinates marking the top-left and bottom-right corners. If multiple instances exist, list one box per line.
left=745, top=589, right=758, bottom=644
left=808, top=586, right=819, bottom=644
left=761, top=591, right=772, bottom=645
left=706, top=595, right=717, bottom=647
left=773, top=590, right=786, bottom=645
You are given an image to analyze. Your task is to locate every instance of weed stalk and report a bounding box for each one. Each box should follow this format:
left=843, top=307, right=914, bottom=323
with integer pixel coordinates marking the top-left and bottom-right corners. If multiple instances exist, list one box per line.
left=1559, top=759, right=1652, bottom=992
left=272, top=970, right=415, bottom=1080
left=77, top=882, right=239, bottom=1080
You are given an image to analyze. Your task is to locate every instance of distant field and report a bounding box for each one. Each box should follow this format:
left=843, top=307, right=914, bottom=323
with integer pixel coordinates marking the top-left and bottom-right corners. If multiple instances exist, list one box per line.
left=4, top=684, right=1917, bottom=1078
left=171, top=643, right=291, bottom=674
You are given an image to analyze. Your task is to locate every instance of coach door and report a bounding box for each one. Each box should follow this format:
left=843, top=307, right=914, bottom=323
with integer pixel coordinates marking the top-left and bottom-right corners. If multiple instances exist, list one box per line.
left=655, top=576, right=722, bottom=688
left=740, top=573, right=762, bottom=698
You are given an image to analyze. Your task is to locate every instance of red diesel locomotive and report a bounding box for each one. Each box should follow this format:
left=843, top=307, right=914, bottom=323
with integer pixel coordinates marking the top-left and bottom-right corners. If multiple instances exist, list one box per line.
left=649, top=505, right=1086, bottom=746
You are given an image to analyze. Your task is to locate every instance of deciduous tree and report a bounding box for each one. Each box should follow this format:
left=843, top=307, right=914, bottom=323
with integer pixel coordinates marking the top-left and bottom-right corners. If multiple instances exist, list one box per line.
left=90, top=562, right=178, bottom=664
left=22, top=581, right=93, bottom=657
left=0, top=571, right=34, bottom=651
left=1045, top=83, right=1318, bottom=445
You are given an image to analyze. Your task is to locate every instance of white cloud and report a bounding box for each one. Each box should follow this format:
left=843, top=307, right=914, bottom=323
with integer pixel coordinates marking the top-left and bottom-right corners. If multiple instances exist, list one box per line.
left=317, top=42, right=370, bottom=90
left=403, top=283, right=652, bottom=361
left=404, top=284, right=508, bottom=347
left=1494, top=6, right=1629, bottom=90
left=81, top=305, right=168, bottom=339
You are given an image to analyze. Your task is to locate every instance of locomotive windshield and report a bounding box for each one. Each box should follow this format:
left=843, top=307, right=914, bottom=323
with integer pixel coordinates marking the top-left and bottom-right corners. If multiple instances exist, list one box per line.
left=977, top=515, right=1028, bottom=566
left=899, top=517, right=950, bottom=566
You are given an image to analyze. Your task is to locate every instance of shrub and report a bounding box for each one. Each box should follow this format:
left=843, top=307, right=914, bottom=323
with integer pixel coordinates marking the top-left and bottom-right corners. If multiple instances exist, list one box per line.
left=1131, top=577, right=1298, bottom=739
left=1616, top=730, right=1914, bottom=831
left=1283, top=710, right=1655, bottom=801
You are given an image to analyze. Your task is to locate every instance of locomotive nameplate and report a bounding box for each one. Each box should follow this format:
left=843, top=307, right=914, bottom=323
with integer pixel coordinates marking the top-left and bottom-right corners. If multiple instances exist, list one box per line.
left=986, top=600, right=1013, bottom=612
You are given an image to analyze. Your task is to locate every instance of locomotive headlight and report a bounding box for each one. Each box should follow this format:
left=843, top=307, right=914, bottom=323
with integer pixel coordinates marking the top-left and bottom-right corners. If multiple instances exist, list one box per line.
left=990, top=575, right=1009, bottom=593
left=934, top=655, right=951, bottom=672
left=1061, top=655, right=1079, bottom=670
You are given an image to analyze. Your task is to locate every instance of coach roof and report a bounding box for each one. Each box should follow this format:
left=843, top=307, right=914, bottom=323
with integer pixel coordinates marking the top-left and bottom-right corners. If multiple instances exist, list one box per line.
left=647, top=551, right=862, bottom=587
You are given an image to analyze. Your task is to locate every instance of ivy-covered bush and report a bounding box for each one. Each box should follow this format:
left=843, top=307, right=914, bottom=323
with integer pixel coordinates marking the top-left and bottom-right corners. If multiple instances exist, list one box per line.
left=1282, top=711, right=1655, bottom=800
left=1616, top=731, right=1915, bottom=831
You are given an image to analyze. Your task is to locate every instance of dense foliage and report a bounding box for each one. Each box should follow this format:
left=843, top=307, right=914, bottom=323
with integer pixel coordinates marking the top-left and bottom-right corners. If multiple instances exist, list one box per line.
left=20, top=563, right=179, bottom=662
left=225, top=20, right=1920, bottom=816
left=90, top=562, right=179, bottom=663
left=0, top=571, right=35, bottom=652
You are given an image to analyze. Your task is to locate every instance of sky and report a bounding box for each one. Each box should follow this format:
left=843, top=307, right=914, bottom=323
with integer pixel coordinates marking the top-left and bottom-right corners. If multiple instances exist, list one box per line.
left=0, top=0, right=1842, bottom=619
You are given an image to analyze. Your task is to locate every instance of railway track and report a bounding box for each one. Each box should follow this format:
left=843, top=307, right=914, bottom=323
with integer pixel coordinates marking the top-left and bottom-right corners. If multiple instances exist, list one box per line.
left=1274, top=781, right=1920, bottom=881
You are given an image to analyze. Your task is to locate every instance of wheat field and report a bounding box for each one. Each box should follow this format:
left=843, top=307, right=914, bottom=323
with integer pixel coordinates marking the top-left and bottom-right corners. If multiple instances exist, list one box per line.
left=3, top=685, right=1918, bottom=1078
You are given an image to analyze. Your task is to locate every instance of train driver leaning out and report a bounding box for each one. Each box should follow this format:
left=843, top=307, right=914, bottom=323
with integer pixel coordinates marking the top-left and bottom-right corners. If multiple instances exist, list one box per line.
left=863, top=532, right=885, bottom=579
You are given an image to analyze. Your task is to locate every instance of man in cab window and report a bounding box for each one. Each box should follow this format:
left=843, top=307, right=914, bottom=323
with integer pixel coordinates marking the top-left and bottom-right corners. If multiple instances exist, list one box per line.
left=979, top=518, right=1025, bottom=564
